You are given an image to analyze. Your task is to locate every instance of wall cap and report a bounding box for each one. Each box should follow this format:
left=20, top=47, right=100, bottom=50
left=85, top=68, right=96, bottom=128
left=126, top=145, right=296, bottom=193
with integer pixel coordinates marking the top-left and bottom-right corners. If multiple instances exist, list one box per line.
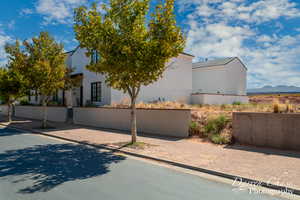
left=74, top=106, right=191, bottom=111
left=191, top=93, right=248, bottom=97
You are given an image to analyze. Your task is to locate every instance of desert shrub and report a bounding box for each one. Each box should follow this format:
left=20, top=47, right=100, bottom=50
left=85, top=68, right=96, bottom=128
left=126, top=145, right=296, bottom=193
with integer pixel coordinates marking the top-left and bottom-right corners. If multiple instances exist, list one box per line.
left=48, top=101, right=59, bottom=106
left=220, top=104, right=227, bottom=110
left=203, top=115, right=232, bottom=144
left=189, top=121, right=201, bottom=136
left=273, top=99, right=280, bottom=113
left=19, top=99, right=31, bottom=105
left=204, top=115, right=230, bottom=135
left=209, top=131, right=232, bottom=144
left=232, top=101, right=242, bottom=105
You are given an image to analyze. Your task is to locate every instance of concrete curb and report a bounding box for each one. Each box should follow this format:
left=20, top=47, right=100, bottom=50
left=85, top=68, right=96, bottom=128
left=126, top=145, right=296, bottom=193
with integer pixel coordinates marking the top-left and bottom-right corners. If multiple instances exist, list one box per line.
left=1, top=123, right=300, bottom=197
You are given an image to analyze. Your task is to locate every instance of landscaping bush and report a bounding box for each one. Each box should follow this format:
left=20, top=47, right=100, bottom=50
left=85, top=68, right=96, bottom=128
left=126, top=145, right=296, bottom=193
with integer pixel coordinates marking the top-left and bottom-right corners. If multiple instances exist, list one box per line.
left=189, top=121, right=203, bottom=137
left=202, top=114, right=232, bottom=144
left=19, top=99, right=31, bottom=106
left=204, top=115, right=230, bottom=135
left=209, top=130, right=232, bottom=144
left=232, top=101, right=242, bottom=105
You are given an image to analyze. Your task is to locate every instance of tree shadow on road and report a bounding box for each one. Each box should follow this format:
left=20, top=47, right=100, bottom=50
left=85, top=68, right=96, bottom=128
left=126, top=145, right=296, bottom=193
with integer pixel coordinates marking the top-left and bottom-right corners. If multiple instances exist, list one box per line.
left=0, top=143, right=126, bottom=193
left=0, top=126, right=28, bottom=137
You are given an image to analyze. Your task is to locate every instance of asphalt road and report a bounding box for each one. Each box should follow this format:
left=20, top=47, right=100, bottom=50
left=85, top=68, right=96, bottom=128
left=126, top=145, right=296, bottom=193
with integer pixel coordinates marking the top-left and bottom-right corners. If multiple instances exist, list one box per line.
left=0, top=127, right=286, bottom=200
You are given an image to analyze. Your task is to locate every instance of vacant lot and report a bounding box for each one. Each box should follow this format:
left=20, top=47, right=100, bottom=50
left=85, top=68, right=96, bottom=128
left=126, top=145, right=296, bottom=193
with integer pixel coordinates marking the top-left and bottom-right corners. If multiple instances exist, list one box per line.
left=249, top=93, right=300, bottom=104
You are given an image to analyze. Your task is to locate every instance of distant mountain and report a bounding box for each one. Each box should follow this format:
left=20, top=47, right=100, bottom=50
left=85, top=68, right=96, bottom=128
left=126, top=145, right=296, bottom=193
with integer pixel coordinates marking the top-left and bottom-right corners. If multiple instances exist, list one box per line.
left=247, top=85, right=300, bottom=94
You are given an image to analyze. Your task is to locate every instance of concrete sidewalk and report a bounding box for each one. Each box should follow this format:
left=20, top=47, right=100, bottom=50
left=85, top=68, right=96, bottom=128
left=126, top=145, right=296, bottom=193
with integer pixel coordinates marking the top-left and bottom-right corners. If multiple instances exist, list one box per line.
left=1, top=115, right=300, bottom=191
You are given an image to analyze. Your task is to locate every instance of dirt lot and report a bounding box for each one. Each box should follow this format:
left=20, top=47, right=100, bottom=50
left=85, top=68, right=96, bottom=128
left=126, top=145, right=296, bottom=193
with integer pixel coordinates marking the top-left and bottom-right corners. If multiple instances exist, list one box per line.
left=249, top=93, right=300, bottom=104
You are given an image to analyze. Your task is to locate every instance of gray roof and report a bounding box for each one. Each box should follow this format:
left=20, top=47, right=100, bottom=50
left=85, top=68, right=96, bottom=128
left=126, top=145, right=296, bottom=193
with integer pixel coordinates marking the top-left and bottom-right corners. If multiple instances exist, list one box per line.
left=192, top=57, right=236, bottom=69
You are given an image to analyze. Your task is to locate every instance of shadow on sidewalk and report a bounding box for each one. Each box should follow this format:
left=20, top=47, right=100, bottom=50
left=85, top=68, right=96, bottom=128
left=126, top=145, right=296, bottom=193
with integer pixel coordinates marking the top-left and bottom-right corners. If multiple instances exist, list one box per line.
left=224, top=144, right=300, bottom=159
left=0, top=143, right=125, bottom=194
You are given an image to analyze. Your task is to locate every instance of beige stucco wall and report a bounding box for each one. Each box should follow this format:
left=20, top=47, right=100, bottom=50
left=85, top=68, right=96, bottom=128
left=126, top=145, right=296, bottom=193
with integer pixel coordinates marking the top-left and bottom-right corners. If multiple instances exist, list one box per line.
left=191, top=94, right=249, bottom=105
left=15, top=106, right=67, bottom=122
left=192, top=58, right=247, bottom=95
left=73, top=107, right=191, bottom=138
left=233, top=112, right=300, bottom=151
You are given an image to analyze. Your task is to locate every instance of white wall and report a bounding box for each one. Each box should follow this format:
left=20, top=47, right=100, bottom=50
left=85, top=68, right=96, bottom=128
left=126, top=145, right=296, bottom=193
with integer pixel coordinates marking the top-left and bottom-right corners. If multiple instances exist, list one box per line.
left=111, top=54, right=193, bottom=104
left=73, top=107, right=191, bottom=137
left=226, top=59, right=247, bottom=95
left=70, top=48, right=194, bottom=105
left=82, top=70, right=111, bottom=106
left=70, top=48, right=89, bottom=75
left=68, top=48, right=111, bottom=106
left=15, top=106, right=68, bottom=122
left=191, top=94, right=249, bottom=105
left=192, top=58, right=247, bottom=95
left=192, top=65, right=227, bottom=94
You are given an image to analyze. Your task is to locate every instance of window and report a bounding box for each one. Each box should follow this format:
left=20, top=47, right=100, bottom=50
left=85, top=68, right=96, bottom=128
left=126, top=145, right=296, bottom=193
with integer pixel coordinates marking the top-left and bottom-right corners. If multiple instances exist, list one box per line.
left=35, top=90, right=38, bottom=102
left=52, top=90, right=59, bottom=102
left=91, top=50, right=99, bottom=64
left=91, top=82, right=101, bottom=102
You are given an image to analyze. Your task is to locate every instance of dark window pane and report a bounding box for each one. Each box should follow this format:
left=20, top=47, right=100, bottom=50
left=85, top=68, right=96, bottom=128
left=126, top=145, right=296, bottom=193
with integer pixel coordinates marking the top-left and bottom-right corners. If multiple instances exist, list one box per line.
left=91, top=82, right=101, bottom=102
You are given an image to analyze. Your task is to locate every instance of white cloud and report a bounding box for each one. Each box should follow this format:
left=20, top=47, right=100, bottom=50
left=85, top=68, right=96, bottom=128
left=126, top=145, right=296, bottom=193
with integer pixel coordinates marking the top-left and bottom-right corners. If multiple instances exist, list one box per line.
left=186, top=22, right=254, bottom=60
left=256, top=35, right=273, bottom=43
left=20, top=8, right=34, bottom=16
left=7, top=20, right=15, bottom=30
left=35, top=0, right=87, bottom=24
left=180, top=0, right=300, bottom=24
left=179, top=0, right=300, bottom=88
left=0, top=33, right=12, bottom=66
left=186, top=21, right=300, bottom=87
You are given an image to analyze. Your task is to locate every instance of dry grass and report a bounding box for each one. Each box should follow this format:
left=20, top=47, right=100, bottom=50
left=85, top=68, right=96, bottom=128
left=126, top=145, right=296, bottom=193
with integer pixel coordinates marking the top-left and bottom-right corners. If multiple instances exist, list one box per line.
left=109, top=98, right=300, bottom=113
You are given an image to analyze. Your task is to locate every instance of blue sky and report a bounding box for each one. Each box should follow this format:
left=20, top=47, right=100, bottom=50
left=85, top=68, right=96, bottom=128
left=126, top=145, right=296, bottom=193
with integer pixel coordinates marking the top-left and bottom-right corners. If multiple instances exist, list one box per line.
left=0, top=0, right=300, bottom=88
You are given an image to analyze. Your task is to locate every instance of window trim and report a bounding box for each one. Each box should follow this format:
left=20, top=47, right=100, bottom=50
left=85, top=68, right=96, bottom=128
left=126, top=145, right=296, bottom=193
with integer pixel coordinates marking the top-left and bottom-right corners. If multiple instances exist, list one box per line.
left=91, top=82, right=101, bottom=102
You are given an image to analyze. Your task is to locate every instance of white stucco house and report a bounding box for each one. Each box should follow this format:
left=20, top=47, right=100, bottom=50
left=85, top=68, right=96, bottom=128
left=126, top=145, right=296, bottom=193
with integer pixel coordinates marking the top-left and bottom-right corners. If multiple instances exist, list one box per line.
left=28, top=47, right=248, bottom=106
left=65, top=47, right=194, bottom=107
left=191, top=57, right=249, bottom=104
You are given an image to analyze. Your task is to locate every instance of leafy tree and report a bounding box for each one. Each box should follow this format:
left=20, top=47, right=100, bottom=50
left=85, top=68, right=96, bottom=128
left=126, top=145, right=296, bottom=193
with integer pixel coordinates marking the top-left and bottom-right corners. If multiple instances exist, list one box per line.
left=0, top=41, right=28, bottom=122
left=0, top=67, right=26, bottom=122
left=74, top=0, right=185, bottom=143
left=8, top=32, right=68, bottom=128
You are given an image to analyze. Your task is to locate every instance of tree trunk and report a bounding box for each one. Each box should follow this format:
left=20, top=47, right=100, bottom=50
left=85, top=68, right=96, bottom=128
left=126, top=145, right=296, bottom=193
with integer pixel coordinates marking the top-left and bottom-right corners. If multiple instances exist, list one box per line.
left=7, top=102, right=11, bottom=122
left=130, top=97, right=137, bottom=143
left=42, top=99, right=48, bottom=128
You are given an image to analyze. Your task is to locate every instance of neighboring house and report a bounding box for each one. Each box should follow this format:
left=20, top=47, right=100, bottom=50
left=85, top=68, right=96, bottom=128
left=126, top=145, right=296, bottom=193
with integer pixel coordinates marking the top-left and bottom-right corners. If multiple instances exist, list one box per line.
left=28, top=47, right=248, bottom=106
left=191, top=57, right=249, bottom=104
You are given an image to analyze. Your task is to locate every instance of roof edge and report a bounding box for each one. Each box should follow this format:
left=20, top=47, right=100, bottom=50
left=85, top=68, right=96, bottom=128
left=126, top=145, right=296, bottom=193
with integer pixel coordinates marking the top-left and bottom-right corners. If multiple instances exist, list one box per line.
left=180, top=52, right=195, bottom=57
left=192, top=57, right=235, bottom=69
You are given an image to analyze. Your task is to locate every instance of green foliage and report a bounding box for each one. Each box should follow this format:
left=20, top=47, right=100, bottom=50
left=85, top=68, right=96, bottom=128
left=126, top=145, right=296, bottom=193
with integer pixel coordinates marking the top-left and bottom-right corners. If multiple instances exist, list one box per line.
left=204, top=115, right=230, bottom=135
left=5, top=32, right=69, bottom=127
left=74, top=0, right=185, bottom=98
left=0, top=66, right=27, bottom=121
left=6, top=32, right=67, bottom=104
left=0, top=67, right=26, bottom=104
left=19, top=99, right=32, bottom=106
left=232, top=101, right=242, bottom=105
left=0, top=41, right=28, bottom=106
left=190, top=121, right=198, bottom=130
left=74, top=0, right=185, bottom=142
left=189, top=121, right=202, bottom=136
left=209, top=133, right=231, bottom=145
